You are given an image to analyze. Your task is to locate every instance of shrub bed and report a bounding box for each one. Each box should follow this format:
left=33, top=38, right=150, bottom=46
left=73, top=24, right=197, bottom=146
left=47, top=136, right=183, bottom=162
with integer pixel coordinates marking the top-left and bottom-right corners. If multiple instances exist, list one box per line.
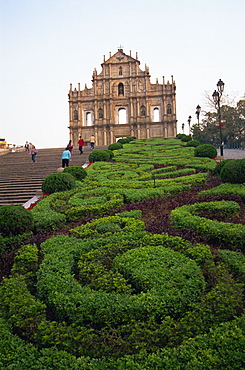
left=0, top=205, right=33, bottom=237
left=153, top=168, right=196, bottom=179
left=0, top=232, right=33, bottom=255
left=194, top=144, right=217, bottom=158
left=2, top=137, right=245, bottom=367
left=186, top=139, right=200, bottom=147
left=218, top=250, right=245, bottom=283
left=10, top=244, right=39, bottom=290
left=65, top=192, right=124, bottom=220
left=88, top=149, right=111, bottom=162
left=63, top=165, right=87, bottom=180
left=70, top=215, right=145, bottom=238
left=0, top=276, right=46, bottom=337
left=42, top=172, right=76, bottom=193
left=37, top=233, right=204, bottom=330
left=170, top=200, right=245, bottom=249
left=108, top=142, right=123, bottom=150
left=199, top=183, right=245, bottom=203
left=221, top=158, right=245, bottom=184
left=31, top=193, right=66, bottom=231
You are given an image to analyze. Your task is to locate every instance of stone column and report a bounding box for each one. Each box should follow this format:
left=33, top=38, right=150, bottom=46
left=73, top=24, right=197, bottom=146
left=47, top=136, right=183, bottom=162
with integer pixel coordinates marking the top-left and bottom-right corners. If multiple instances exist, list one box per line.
left=147, top=126, right=150, bottom=139
left=110, top=129, right=114, bottom=144
left=137, top=125, right=141, bottom=139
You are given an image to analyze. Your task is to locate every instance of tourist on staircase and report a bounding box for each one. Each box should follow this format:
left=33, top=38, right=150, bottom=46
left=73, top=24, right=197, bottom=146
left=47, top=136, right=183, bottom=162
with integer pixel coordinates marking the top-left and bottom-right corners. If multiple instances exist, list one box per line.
left=77, top=136, right=84, bottom=154
left=90, top=135, right=95, bottom=150
left=61, top=147, right=71, bottom=168
left=29, top=145, right=38, bottom=162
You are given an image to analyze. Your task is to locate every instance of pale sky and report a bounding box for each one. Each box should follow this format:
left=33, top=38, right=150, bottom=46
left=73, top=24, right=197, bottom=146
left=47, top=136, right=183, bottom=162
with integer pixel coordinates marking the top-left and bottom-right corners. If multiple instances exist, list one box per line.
left=0, top=0, right=244, bottom=148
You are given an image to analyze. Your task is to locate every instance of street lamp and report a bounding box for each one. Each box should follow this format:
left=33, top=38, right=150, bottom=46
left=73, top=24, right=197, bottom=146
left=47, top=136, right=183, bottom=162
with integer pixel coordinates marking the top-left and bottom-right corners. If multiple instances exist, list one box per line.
left=196, top=105, right=201, bottom=126
left=212, top=79, right=225, bottom=156
left=187, top=116, right=192, bottom=135
left=196, top=105, right=201, bottom=139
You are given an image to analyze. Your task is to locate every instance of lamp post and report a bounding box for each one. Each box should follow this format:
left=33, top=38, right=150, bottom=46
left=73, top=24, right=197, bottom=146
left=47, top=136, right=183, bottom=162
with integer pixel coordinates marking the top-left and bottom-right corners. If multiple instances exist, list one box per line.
left=196, top=105, right=201, bottom=126
left=187, top=116, right=192, bottom=136
left=212, top=79, right=225, bottom=156
left=182, top=123, right=185, bottom=134
left=196, top=105, right=201, bottom=139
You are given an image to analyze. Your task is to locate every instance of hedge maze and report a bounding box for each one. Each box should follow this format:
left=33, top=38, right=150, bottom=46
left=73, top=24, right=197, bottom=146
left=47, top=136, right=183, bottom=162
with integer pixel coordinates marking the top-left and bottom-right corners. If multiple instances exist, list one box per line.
left=1, top=138, right=245, bottom=369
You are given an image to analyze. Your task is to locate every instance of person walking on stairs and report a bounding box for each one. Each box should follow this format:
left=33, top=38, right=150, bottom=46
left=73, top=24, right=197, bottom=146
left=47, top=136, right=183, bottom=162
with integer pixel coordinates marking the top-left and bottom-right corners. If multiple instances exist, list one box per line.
left=25, top=141, right=30, bottom=152
left=62, top=147, right=71, bottom=168
left=77, top=136, right=84, bottom=154
left=67, top=140, right=73, bottom=154
left=29, top=145, right=38, bottom=162
left=90, top=135, right=95, bottom=150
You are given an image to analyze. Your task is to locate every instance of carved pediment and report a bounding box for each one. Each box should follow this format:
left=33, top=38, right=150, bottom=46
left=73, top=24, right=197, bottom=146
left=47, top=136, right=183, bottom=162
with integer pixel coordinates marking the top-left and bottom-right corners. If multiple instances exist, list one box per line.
left=103, top=50, right=138, bottom=65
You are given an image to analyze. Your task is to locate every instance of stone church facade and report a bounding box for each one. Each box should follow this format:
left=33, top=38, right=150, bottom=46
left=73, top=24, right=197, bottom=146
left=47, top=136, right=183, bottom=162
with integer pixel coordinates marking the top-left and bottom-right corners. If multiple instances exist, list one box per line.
left=68, top=49, right=177, bottom=145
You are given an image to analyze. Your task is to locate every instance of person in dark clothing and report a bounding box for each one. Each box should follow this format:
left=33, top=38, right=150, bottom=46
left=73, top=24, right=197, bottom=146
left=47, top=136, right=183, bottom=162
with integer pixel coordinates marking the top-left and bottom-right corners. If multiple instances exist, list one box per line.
left=90, top=135, right=95, bottom=150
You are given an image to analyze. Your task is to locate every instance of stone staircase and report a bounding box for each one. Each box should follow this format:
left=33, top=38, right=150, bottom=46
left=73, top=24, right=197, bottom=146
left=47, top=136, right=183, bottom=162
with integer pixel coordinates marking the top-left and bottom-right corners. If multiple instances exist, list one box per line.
left=0, top=145, right=105, bottom=206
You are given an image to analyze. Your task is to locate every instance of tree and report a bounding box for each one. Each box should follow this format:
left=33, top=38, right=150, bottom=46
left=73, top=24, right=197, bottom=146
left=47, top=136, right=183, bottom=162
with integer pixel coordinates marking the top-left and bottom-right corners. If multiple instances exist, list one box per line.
left=192, top=99, right=245, bottom=148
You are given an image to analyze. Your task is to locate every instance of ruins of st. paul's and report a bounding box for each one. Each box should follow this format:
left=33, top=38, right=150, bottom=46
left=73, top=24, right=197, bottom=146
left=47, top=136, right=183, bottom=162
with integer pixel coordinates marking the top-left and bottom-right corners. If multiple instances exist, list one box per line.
left=68, top=48, right=177, bottom=145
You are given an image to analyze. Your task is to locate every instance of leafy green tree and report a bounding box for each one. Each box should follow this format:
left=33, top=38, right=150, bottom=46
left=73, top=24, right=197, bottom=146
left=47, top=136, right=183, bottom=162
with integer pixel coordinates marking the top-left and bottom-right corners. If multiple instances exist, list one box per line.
left=192, top=99, right=245, bottom=148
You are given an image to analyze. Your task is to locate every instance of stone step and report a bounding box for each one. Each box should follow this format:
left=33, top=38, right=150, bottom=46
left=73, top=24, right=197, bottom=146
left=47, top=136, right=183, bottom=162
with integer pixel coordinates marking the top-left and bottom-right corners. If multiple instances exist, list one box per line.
left=0, top=187, right=41, bottom=195
left=0, top=145, right=106, bottom=206
left=0, top=180, right=43, bottom=185
left=0, top=191, right=34, bottom=198
left=0, top=194, right=38, bottom=206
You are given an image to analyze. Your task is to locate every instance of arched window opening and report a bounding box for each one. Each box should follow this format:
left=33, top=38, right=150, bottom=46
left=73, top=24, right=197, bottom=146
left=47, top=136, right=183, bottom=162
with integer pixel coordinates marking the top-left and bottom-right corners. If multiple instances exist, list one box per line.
left=167, top=104, right=172, bottom=114
left=98, top=108, right=103, bottom=119
left=118, top=108, right=127, bottom=124
left=153, top=107, right=160, bottom=122
left=74, top=110, right=78, bottom=120
left=119, top=66, right=123, bottom=75
left=118, top=83, right=124, bottom=96
left=86, top=112, right=92, bottom=126
left=140, top=105, right=146, bottom=116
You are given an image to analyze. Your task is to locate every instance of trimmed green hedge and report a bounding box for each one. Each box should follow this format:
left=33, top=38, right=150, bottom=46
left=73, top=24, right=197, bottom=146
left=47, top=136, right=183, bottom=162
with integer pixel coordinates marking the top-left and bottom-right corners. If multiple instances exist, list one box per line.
left=218, top=250, right=245, bottom=283
left=181, top=134, right=192, bottom=142
left=114, top=245, right=205, bottom=307
left=88, top=149, right=111, bottom=162
left=70, top=215, right=145, bottom=238
left=11, top=244, right=38, bottom=291
left=42, top=172, right=76, bottom=194
left=2, top=137, right=245, bottom=367
left=140, top=233, right=214, bottom=270
left=221, top=158, right=245, bottom=184
left=37, top=233, right=204, bottom=328
left=108, top=142, right=123, bottom=150
left=212, top=158, right=233, bottom=175
left=170, top=200, right=245, bottom=249
left=0, top=205, right=33, bottom=237
left=63, top=165, right=87, bottom=180
left=31, top=193, right=66, bottom=231
left=186, top=139, right=200, bottom=147
left=194, top=144, right=217, bottom=158
left=199, top=183, right=245, bottom=203
left=65, top=192, right=124, bottom=220
left=0, top=276, right=46, bottom=337
left=0, top=232, right=33, bottom=255
left=1, top=315, right=245, bottom=369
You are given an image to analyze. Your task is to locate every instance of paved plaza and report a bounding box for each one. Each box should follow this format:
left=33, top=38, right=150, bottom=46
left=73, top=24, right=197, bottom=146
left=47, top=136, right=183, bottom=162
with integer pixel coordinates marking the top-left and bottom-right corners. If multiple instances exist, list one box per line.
left=218, top=148, right=245, bottom=159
